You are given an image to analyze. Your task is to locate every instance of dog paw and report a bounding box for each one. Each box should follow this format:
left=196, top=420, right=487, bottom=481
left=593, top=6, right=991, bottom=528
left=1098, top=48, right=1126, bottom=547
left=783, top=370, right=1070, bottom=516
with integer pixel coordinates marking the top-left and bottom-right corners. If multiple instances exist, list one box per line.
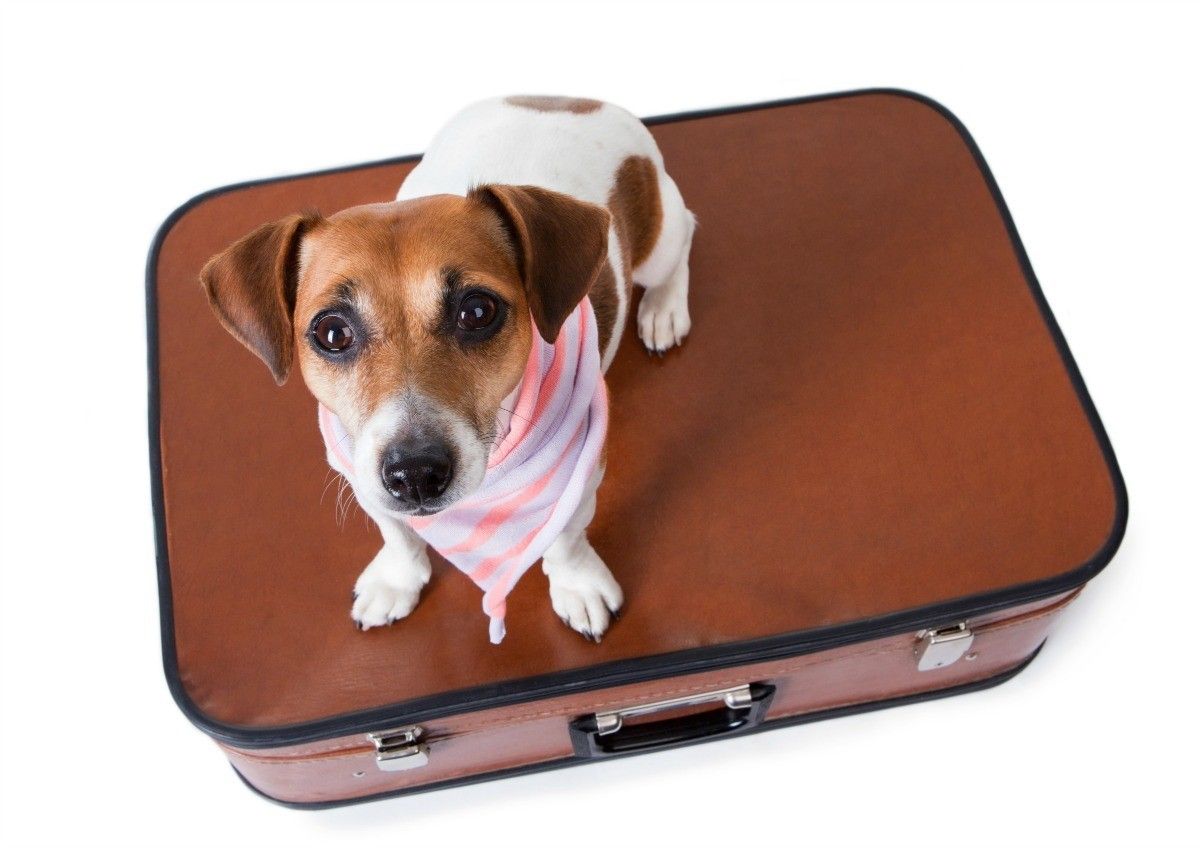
left=351, top=547, right=430, bottom=630
left=637, top=284, right=691, bottom=353
left=546, top=547, right=624, bottom=642
left=351, top=577, right=423, bottom=630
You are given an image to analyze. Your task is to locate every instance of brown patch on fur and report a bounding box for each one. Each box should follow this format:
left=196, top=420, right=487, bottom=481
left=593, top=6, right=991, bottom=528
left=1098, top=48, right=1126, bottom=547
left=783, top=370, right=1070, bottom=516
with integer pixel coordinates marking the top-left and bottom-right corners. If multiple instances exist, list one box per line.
left=589, top=259, right=620, bottom=354
left=504, top=95, right=603, bottom=114
left=608, top=155, right=662, bottom=271
left=200, top=212, right=322, bottom=384
left=610, top=219, right=636, bottom=327
left=289, top=197, right=532, bottom=440
left=204, top=184, right=614, bottom=453
left=469, top=185, right=611, bottom=344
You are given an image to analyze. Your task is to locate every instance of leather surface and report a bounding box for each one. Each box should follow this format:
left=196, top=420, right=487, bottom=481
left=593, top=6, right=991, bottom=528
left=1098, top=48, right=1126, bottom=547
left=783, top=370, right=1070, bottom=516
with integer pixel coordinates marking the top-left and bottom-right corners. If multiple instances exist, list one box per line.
left=222, top=591, right=1078, bottom=804
left=153, top=92, right=1119, bottom=730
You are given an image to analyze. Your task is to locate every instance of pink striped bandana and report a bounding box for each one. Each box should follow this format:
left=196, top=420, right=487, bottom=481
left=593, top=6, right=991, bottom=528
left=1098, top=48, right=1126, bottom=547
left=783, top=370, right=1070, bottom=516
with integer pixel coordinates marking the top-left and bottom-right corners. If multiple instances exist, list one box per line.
left=318, top=300, right=608, bottom=644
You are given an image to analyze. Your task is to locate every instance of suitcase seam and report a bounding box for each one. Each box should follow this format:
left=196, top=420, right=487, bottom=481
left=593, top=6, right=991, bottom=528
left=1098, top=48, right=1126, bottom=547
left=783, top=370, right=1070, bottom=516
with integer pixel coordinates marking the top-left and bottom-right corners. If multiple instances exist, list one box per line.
left=441, top=601, right=1064, bottom=736
left=227, top=602, right=1063, bottom=766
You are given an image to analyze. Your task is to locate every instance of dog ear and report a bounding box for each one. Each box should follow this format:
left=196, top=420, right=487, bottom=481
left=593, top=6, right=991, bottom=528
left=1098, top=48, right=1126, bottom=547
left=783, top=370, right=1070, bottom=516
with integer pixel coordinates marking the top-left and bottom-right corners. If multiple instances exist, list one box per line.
left=470, top=184, right=610, bottom=343
left=200, top=213, right=321, bottom=385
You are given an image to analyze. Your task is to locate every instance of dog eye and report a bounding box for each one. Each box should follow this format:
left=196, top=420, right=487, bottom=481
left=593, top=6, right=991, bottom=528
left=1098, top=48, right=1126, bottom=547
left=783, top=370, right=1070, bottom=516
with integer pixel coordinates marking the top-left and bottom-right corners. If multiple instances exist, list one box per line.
left=313, top=314, right=355, bottom=352
left=457, top=292, right=498, bottom=332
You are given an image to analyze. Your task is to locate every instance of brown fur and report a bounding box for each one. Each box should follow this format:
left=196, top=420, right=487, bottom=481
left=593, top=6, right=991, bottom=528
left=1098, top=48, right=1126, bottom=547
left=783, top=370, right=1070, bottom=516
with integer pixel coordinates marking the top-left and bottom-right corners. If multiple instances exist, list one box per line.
left=469, top=185, right=610, bottom=344
left=202, top=187, right=612, bottom=446
left=199, top=212, right=320, bottom=384
left=608, top=155, right=663, bottom=270
left=292, top=197, right=530, bottom=440
left=589, top=259, right=620, bottom=353
left=504, top=95, right=603, bottom=114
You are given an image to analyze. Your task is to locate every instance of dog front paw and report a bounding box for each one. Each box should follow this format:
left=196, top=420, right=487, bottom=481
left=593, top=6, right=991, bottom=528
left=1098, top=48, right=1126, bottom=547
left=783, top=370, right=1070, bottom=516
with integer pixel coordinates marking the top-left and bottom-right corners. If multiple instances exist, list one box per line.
left=546, top=545, right=624, bottom=642
left=352, top=580, right=422, bottom=630
left=350, top=546, right=430, bottom=630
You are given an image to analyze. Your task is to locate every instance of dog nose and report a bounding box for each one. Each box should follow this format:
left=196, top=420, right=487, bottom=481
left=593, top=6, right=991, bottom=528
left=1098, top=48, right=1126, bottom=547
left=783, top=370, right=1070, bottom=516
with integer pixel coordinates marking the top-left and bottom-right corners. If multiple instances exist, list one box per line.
left=381, top=442, right=453, bottom=507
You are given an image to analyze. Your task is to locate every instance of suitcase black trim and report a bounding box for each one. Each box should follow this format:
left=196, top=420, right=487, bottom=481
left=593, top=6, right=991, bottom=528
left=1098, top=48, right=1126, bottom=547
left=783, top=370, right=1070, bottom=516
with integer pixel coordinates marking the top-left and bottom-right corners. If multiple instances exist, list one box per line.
left=232, top=643, right=1045, bottom=809
left=147, top=88, right=1127, bottom=749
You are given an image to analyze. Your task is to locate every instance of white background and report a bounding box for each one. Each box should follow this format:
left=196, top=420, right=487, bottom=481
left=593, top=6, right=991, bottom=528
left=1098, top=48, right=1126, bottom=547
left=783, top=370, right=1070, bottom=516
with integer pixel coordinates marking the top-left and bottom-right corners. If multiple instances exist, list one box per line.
left=1, top=1, right=1196, bottom=846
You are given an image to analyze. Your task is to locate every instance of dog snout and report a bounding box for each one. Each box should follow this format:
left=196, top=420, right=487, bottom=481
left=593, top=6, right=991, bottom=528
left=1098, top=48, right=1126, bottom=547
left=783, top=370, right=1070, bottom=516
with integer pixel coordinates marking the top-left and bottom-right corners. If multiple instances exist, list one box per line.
left=380, top=440, right=454, bottom=509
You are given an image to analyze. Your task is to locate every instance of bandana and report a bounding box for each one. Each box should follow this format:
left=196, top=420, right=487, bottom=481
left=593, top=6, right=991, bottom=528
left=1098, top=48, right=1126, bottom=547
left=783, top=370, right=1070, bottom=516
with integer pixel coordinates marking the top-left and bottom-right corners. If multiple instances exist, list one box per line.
left=318, top=300, right=608, bottom=643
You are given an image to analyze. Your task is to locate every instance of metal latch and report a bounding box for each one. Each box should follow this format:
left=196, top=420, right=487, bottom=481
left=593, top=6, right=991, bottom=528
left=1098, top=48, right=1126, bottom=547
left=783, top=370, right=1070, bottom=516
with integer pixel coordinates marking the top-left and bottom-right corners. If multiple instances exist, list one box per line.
left=915, top=622, right=974, bottom=671
left=367, top=726, right=429, bottom=772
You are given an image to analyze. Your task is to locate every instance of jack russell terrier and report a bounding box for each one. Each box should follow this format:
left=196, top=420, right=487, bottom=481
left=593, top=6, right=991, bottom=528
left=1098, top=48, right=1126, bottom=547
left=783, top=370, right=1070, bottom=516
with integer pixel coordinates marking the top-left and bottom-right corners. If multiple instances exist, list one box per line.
left=201, top=95, right=694, bottom=643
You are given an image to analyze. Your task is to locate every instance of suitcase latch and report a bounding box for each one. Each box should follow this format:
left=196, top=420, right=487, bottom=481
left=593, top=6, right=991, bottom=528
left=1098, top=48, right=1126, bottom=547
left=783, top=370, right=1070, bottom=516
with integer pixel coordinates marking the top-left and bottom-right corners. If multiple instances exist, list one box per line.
left=915, top=622, right=974, bottom=671
left=367, top=726, right=429, bottom=772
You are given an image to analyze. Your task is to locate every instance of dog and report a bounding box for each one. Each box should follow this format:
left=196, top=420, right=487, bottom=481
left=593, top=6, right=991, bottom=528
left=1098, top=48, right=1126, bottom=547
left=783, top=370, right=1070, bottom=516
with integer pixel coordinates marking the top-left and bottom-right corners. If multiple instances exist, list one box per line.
left=201, top=95, right=694, bottom=642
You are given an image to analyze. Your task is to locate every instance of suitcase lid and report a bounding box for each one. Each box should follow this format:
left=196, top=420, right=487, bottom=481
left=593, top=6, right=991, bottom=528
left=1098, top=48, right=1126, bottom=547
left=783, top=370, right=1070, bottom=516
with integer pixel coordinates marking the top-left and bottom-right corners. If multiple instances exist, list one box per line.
left=149, top=90, right=1125, bottom=747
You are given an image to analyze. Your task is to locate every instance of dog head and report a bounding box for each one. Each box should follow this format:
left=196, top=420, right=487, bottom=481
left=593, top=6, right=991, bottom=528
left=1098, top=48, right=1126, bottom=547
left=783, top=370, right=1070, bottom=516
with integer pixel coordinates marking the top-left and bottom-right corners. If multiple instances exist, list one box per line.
left=201, top=186, right=610, bottom=516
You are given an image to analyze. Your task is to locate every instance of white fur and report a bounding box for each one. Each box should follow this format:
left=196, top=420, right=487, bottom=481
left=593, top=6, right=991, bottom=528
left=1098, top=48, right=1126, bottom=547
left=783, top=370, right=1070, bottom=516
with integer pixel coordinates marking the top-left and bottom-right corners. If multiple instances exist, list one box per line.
left=353, top=97, right=694, bottom=638
left=398, top=97, right=695, bottom=362
left=541, top=463, right=623, bottom=639
left=351, top=496, right=432, bottom=629
left=348, top=392, right=488, bottom=518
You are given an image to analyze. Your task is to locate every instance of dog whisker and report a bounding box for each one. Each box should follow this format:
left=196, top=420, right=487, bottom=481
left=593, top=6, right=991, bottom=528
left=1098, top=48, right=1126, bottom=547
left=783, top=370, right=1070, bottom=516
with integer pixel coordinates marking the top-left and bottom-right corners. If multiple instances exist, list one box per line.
left=333, top=476, right=356, bottom=528
left=342, top=481, right=358, bottom=528
left=319, top=469, right=341, bottom=506
left=496, top=403, right=553, bottom=443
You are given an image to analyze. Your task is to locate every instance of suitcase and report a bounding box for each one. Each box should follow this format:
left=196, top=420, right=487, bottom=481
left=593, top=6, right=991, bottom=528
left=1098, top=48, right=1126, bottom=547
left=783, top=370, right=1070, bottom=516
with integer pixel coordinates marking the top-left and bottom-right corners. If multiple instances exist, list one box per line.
left=147, top=89, right=1126, bottom=807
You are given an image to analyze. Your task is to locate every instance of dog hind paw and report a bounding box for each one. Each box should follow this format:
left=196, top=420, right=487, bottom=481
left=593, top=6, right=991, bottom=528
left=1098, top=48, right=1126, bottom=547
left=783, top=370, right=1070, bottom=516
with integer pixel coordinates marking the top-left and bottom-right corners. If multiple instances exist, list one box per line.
left=637, top=283, right=691, bottom=353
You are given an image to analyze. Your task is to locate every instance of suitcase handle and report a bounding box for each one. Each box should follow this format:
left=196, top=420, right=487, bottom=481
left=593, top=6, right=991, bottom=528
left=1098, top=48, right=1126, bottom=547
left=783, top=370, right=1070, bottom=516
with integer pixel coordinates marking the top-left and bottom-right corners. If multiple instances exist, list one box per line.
left=568, top=682, right=775, bottom=758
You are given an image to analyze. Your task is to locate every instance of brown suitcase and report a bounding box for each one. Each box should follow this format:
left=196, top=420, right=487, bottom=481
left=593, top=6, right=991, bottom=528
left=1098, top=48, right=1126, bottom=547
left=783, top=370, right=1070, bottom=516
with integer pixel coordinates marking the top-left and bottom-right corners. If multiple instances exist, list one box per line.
left=147, top=89, right=1126, bottom=807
